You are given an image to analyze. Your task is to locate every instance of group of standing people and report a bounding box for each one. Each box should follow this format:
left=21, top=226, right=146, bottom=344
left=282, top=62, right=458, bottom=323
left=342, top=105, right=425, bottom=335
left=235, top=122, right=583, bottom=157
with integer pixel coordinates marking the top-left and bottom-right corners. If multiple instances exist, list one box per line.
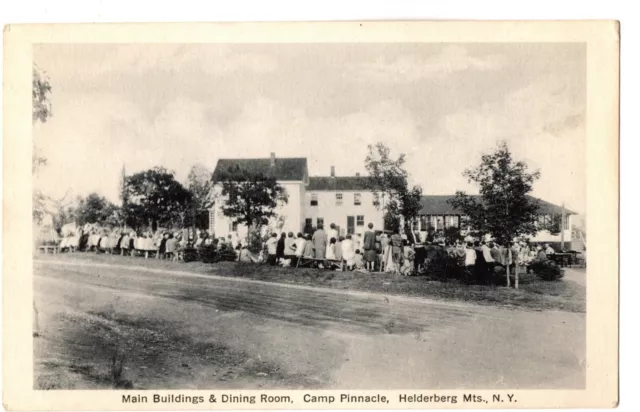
left=261, top=222, right=416, bottom=274
left=452, top=239, right=556, bottom=284
left=264, top=223, right=367, bottom=270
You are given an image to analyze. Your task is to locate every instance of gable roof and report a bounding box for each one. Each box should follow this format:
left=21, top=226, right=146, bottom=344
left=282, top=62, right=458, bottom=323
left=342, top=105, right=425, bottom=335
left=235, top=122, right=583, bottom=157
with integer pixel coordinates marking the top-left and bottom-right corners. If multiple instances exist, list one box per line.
left=307, top=176, right=374, bottom=191
left=212, top=158, right=308, bottom=182
left=419, top=195, right=576, bottom=215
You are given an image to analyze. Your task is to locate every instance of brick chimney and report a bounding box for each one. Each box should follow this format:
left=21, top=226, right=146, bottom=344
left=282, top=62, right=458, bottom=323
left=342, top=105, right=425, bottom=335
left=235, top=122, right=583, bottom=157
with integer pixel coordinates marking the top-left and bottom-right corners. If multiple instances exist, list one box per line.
left=330, top=166, right=335, bottom=177
left=270, top=152, right=276, bottom=167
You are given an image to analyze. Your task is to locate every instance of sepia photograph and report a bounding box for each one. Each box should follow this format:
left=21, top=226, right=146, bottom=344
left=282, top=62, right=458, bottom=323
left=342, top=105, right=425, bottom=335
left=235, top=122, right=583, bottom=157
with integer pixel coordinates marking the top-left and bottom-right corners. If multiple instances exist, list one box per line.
left=3, top=21, right=619, bottom=410
left=31, top=41, right=588, bottom=391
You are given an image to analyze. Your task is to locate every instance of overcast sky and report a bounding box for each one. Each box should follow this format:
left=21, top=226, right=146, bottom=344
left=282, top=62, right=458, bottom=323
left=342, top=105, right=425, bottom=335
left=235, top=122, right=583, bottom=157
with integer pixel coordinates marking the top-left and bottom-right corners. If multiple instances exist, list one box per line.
left=33, top=43, right=586, bottom=213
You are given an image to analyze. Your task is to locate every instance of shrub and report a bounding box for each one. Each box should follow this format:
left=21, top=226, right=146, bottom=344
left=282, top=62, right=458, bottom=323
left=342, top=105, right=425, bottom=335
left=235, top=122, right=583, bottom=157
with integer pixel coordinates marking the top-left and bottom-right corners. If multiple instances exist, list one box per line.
left=198, top=244, right=217, bottom=263
left=426, top=251, right=463, bottom=281
left=182, top=247, right=198, bottom=262
left=529, top=260, right=564, bottom=281
left=215, top=243, right=238, bottom=262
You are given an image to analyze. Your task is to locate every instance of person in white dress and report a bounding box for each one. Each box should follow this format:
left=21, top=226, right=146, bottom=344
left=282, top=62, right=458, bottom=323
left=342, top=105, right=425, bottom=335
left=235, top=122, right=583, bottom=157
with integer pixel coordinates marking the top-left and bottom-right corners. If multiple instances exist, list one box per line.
left=342, top=235, right=355, bottom=269
left=328, top=223, right=339, bottom=244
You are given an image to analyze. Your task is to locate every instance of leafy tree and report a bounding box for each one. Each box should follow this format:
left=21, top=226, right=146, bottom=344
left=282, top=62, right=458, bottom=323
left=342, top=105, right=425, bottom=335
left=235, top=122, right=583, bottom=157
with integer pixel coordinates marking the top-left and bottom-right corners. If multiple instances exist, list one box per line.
left=32, top=65, right=52, bottom=174
left=75, top=193, right=119, bottom=226
left=448, top=141, right=540, bottom=245
left=123, top=167, right=192, bottom=230
left=214, top=164, right=288, bottom=237
left=364, top=142, right=423, bottom=239
left=32, top=65, right=53, bottom=225
left=186, top=164, right=215, bottom=229
left=33, top=65, right=52, bottom=124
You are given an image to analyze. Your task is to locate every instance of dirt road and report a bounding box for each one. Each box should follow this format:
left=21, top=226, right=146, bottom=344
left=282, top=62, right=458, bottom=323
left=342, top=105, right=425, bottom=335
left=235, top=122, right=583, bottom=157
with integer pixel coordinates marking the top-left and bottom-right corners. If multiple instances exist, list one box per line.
left=33, top=259, right=585, bottom=390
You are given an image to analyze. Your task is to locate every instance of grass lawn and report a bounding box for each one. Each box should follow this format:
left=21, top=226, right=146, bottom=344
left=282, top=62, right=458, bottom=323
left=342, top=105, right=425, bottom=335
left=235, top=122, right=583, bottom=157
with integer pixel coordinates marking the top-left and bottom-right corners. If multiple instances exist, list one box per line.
left=36, top=252, right=585, bottom=313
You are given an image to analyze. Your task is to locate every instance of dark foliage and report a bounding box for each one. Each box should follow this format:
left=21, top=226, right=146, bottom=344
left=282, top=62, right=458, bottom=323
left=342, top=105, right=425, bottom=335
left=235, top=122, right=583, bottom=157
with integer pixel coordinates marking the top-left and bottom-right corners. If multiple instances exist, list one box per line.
left=198, top=244, right=217, bottom=264
left=76, top=193, right=119, bottom=227
left=443, top=227, right=463, bottom=245
left=529, top=260, right=564, bottom=281
left=123, top=167, right=192, bottom=230
left=214, top=164, right=288, bottom=229
left=182, top=248, right=199, bottom=262
left=197, top=243, right=238, bottom=263
left=215, top=243, right=238, bottom=262
left=247, top=227, right=264, bottom=254
left=448, top=141, right=540, bottom=245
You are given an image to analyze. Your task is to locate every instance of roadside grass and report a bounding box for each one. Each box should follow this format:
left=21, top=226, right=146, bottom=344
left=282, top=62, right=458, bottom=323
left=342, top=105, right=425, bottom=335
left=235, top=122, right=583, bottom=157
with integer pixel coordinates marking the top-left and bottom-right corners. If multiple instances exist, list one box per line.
left=36, top=252, right=585, bottom=313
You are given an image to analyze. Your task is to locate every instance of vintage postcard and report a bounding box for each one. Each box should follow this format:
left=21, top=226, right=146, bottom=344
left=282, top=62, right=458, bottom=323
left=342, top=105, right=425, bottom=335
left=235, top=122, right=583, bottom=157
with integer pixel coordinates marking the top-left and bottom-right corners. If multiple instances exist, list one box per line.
left=3, top=21, right=619, bottom=410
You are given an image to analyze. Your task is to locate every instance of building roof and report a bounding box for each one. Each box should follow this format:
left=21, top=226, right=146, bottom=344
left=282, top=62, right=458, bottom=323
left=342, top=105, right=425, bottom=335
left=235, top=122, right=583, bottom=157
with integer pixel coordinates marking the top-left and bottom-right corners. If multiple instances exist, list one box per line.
left=418, top=195, right=576, bottom=215
left=307, top=176, right=374, bottom=191
left=212, top=157, right=308, bottom=182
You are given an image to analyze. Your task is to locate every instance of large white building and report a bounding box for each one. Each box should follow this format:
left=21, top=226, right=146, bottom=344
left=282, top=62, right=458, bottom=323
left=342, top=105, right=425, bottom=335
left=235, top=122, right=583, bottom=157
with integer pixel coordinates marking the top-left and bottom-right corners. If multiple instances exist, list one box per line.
left=211, top=154, right=384, bottom=239
left=211, top=154, right=576, bottom=247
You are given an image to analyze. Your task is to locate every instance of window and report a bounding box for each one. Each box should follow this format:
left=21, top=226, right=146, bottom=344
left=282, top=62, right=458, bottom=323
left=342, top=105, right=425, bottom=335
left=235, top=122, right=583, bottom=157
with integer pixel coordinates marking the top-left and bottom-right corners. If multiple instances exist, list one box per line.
left=317, top=217, right=324, bottom=228
left=336, top=193, right=343, bottom=206
left=354, top=193, right=362, bottom=205
left=305, top=218, right=313, bottom=231
left=356, top=215, right=365, bottom=226
left=230, top=222, right=238, bottom=231
left=446, top=215, right=460, bottom=228
left=536, top=214, right=550, bottom=227
left=310, top=193, right=318, bottom=206
left=419, top=215, right=428, bottom=231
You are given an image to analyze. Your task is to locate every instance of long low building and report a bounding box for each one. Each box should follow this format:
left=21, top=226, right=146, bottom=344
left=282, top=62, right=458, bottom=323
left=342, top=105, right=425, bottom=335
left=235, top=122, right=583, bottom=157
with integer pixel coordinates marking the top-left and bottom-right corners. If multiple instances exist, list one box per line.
left=210, top=154, right=575, bottom=247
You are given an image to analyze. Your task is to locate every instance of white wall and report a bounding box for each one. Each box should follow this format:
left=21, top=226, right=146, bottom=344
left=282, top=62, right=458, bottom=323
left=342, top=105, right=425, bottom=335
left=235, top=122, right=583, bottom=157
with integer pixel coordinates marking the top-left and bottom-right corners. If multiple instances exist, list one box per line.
left=529, top=215, right=573, bottom=243
left=304, top=190, right=384, bottom=236
left=212, top=181, right=304, bottom=239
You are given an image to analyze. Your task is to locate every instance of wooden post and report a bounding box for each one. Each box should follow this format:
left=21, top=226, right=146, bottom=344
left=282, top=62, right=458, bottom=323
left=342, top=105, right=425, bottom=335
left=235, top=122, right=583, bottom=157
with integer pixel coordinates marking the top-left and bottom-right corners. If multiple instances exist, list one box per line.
left=560, top=203, right=566, bottom=251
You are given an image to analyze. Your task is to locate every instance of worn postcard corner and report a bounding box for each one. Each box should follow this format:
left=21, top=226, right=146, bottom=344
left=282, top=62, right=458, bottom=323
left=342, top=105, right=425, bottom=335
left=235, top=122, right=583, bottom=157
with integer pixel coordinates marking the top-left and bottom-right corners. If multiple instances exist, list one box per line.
left=3, top=20, right=619, bottom=410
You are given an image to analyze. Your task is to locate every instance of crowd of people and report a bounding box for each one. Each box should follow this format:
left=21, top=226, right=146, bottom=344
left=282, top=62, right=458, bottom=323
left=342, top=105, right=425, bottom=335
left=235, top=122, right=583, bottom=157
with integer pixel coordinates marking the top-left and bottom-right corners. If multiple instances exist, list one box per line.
left=259, top=221, right=561, bottom=279
left=261, top=222, right=423, bottom=275
left=52, top=224, right=243, bottom=261
left=49, top=221, right=561, bottom=281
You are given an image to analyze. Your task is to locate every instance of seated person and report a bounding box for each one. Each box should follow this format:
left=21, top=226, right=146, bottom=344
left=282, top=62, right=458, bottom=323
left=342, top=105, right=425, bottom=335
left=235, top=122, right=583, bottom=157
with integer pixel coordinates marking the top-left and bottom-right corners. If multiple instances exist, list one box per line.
left=238, top=244, right=259, bottom=263
left=353, top=249, right=366, bottom=271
